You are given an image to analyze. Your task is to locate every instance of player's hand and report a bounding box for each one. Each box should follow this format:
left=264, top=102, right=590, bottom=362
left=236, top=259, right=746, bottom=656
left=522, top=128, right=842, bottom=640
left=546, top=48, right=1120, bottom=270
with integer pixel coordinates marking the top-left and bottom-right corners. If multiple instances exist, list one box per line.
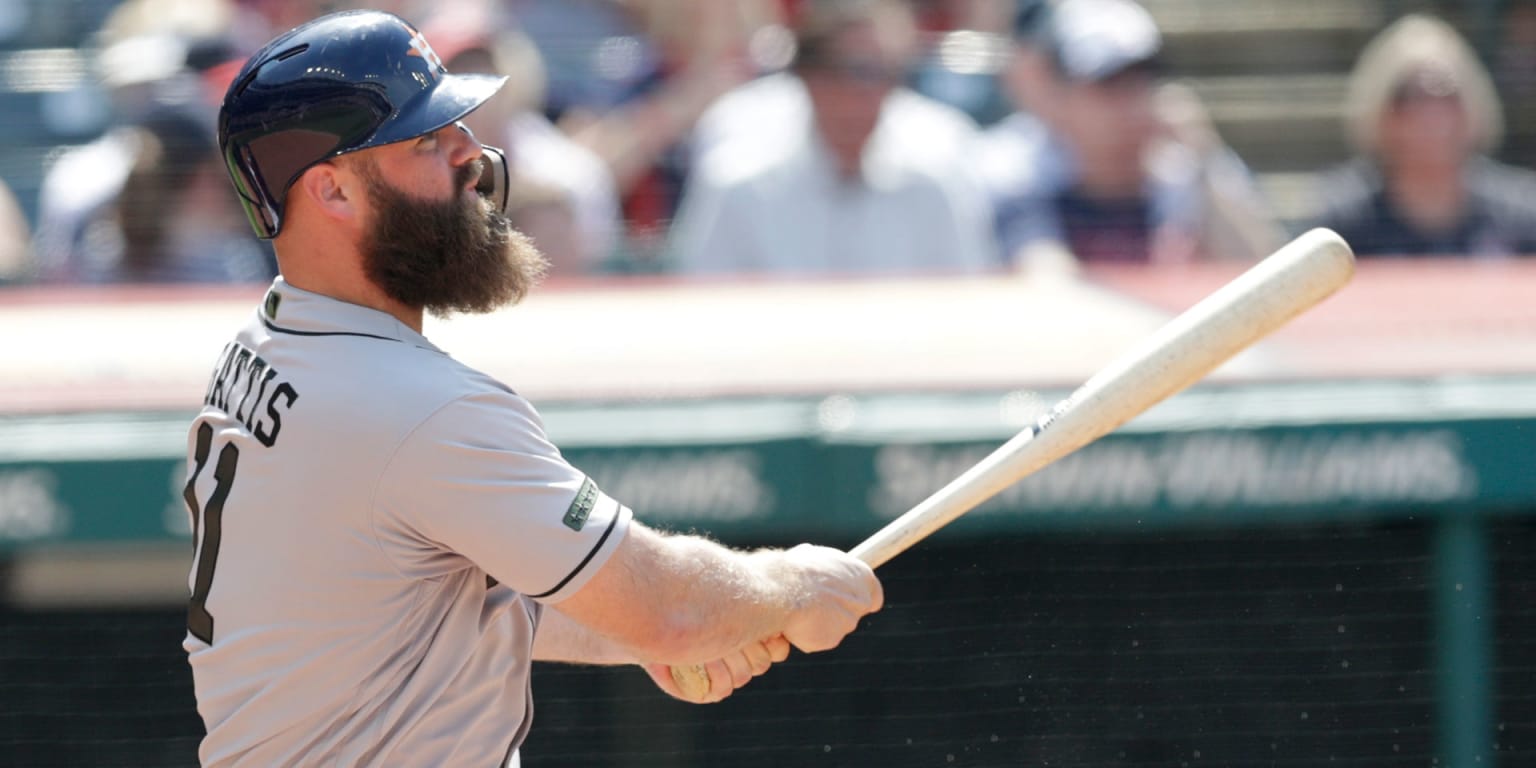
left=644, top=636, right=791, bottom=704
left=777, top=544, right=883, bottom=654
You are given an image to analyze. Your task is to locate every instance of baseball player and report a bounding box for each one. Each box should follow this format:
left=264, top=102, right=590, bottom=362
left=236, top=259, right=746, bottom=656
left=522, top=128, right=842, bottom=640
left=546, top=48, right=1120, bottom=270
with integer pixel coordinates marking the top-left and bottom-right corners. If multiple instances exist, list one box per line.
left=183, top=11, right=883, bottom=767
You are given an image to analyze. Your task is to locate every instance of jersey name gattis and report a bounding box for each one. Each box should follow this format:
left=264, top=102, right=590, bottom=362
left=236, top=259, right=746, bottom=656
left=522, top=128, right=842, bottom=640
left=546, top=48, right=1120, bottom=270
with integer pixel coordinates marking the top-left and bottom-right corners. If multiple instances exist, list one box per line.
left=202, top=341, right=300, bottom=448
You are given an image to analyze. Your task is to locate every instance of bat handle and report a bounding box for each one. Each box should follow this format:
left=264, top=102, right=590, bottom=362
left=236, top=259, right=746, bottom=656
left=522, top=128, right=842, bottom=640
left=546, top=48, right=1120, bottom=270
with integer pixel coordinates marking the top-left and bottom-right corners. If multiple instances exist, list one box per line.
left=667, top=629, right=795, bottom=700
left=847, top=536, right=894, bottom=569
left=669, top=662, right=714, bottom=701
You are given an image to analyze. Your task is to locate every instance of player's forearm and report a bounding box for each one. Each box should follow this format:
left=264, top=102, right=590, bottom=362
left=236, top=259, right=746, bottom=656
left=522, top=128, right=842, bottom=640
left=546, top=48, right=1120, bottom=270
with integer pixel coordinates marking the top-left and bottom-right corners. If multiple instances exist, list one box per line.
left=552, top=524, right=802, bottom=666
left=534, top=546, right=786, bottom=666
left=554, top=520, right=882, bottom=668
left=531, top=607, right=640, bottom=665
left=643, top=534, right=805, bottom=662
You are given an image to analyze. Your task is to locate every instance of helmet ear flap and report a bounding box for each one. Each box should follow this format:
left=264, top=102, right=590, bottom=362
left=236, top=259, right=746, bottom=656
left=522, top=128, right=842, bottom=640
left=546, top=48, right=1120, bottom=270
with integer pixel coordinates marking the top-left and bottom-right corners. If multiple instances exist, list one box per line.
left=226, top=143, right=282, bottom=239
left=476, top=146, right=510, bottom=215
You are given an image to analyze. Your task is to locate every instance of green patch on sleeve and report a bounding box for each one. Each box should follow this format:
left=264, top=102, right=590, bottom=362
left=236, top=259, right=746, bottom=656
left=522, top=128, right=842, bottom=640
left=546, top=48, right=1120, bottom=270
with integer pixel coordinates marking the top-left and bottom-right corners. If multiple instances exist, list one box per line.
left=563, top=476, right=599, bottom=532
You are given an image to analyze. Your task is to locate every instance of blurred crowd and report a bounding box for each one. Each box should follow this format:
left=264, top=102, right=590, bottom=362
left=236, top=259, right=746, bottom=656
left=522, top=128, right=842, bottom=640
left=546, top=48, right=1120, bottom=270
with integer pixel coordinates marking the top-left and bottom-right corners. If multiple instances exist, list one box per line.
left=2, top=0, right=1535, bottom=287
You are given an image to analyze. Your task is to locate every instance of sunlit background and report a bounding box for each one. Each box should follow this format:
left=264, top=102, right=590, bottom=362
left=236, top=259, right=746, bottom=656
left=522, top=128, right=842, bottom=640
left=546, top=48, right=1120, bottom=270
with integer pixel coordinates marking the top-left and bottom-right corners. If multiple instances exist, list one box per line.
left=0, top=0, right=1533, bottom=766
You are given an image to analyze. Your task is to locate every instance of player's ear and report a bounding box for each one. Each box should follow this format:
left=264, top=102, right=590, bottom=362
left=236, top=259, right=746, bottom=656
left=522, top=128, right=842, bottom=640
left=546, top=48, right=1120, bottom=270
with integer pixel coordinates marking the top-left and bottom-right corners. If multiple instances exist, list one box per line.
left=294, top=161, right=363, bottom=227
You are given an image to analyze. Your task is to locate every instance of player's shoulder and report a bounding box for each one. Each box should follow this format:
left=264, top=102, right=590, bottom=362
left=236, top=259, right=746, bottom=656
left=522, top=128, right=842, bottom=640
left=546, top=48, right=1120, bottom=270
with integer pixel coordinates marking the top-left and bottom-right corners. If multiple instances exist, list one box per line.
left=329, top=331, right=536, bottom=420
left=405, top=376, right=550, bottom=450
left=366, top=359, right=560, bottom=479
left=358, top=341, right=524, bottom=421
left=237, top=283, right=525, bottom=429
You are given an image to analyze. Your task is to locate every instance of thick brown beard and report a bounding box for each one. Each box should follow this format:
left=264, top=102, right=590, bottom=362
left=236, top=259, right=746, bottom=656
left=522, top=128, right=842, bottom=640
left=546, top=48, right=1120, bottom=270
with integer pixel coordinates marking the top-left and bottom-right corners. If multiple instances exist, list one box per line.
left=357, top=158, right=548, bottom=318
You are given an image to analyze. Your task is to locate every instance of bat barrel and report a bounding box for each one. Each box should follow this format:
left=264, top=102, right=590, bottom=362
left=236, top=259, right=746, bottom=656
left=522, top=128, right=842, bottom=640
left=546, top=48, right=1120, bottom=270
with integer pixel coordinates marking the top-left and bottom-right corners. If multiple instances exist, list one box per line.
left=849, top=228, right=1355, bottom=568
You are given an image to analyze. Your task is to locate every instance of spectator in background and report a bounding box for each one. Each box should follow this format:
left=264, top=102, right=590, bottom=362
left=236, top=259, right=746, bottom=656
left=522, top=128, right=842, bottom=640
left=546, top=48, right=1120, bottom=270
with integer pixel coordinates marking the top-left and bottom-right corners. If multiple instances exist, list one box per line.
left=688, top=0, right=977, bottom=174
left=0, top=177, right=27, bottom=283
left=906, top=0, right=1019, bottom=125
left=1311, top=14, right=1536, bottom=259
left=37, top=111, right=272, bottom=283
left=995, top=0, right=1053, bottom=118
left=671, top=0, right=995, bottom=276
left=30, top=0, right=232, bottom=281
left=512, top=0, right=778, bottom=262
left=1494, top=1, right=1536, bottom=164
left=427, top=5, right=623, bottom=274
left=982, top=0, right=1280, bottom=269
left=970, top=0, right=1053, bottom=208
left=30, top=0, right=273, bottom=283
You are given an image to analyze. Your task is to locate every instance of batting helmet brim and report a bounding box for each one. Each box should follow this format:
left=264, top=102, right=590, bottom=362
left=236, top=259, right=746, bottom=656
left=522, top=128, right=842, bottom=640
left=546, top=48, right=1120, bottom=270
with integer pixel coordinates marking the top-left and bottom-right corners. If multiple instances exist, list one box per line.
left=363, top=71, right=509, bottom=150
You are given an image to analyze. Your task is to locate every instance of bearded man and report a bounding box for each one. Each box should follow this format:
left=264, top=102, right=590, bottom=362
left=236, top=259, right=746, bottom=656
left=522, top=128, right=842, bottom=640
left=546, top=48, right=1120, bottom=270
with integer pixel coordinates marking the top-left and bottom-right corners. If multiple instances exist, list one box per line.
left=183, top=11, right=882, bottom=766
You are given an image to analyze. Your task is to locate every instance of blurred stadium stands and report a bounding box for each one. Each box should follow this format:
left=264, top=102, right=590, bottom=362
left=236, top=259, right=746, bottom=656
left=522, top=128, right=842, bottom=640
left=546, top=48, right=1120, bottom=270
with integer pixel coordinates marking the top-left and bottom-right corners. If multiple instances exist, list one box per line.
left=0, top=0, right=1528, bottom=249
left=0, top=1, right=1534, bottom=766
left=0, top=0, right=122, bottom=225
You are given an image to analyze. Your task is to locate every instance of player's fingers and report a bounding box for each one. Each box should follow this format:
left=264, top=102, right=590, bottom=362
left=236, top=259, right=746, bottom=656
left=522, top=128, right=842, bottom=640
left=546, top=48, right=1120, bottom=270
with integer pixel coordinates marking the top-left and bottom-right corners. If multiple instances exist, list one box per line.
left=833, top=563, right=883, bottom=615
left=740, top=639, right=774, bottom=676
left=865, top=569, right=885, bottom=613
left=719, top=649, right=758, bottom=689
left=763, top=634, right=791, bottom=663
left=786, top=603, right=862, bottom=653
left=703, top=658, right=735, bottom=700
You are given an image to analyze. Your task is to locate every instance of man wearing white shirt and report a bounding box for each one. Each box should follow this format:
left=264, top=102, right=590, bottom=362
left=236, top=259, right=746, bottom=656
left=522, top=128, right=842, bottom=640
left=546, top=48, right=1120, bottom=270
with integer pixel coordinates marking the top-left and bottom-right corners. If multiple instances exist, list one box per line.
left=671, top=0, right=996, bottom=276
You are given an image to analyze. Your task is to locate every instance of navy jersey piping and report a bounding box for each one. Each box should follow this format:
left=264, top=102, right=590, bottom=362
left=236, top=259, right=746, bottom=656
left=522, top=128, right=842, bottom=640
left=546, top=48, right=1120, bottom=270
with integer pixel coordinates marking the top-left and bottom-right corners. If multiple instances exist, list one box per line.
left=262, top=316, right=399, bottom=342
left=528, top=510, right=622, bottom=600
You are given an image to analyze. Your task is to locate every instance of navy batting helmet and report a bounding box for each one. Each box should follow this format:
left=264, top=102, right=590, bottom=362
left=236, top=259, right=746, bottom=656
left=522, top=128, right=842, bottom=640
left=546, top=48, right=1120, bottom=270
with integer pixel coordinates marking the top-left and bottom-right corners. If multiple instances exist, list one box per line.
left=218, top=10, right=508, bottom=238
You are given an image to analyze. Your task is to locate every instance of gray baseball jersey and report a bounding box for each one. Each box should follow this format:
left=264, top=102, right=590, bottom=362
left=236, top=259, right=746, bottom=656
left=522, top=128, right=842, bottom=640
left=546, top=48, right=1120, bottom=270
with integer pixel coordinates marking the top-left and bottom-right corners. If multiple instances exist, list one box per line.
left=182, top=278, right=632, bottom=767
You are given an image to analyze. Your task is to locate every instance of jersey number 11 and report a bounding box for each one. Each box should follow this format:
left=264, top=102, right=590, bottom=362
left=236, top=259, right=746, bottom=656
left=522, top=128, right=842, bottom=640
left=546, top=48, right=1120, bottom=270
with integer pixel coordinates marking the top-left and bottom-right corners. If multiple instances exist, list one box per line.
left=184, top=421, right=240, bottom=644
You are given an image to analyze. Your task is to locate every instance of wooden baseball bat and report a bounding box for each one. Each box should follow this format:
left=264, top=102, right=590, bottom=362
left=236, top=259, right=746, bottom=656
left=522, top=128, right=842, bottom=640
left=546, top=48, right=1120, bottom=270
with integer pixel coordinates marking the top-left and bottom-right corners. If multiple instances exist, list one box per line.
left=671, top=228, right=1355, bottom=699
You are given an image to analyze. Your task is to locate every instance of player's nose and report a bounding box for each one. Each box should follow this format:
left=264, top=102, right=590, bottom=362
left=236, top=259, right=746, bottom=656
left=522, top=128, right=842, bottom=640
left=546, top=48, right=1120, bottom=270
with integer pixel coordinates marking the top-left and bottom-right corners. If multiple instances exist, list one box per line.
left=447, top=122, right=484, bottom=175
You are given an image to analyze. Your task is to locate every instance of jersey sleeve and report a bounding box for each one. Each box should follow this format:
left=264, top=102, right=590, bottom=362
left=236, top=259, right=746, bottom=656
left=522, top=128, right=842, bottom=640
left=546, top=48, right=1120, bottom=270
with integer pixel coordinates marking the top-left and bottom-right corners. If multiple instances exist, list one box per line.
left=373, top=390, right=631, bottom=604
